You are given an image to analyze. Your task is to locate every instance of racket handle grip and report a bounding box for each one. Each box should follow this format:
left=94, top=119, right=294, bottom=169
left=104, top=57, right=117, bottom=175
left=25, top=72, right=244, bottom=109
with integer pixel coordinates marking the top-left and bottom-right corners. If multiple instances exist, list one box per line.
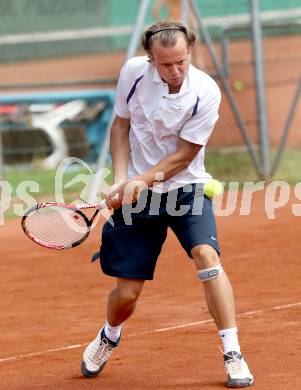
left=75, top=194, right=119, bottom=210
left=98, top=198, right=108, bottom=209
left=97, top=194, right=120, bottom=209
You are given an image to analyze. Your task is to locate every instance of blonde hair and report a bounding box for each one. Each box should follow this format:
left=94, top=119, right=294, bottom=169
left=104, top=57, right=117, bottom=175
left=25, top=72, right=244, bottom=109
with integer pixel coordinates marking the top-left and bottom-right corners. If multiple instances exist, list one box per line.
left=141, top=20, right=196, bottom=54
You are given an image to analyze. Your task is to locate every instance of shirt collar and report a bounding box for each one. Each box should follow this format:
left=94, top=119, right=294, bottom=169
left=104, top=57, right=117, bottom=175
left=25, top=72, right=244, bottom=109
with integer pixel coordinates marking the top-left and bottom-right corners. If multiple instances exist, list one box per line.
left=151, top=64, right=191, bottom=96
left=152, top=67, right=163, bottom=83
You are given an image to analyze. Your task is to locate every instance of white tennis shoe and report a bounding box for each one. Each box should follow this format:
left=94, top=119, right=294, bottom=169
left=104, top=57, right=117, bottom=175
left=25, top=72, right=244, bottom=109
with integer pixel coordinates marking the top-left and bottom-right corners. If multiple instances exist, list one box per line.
left=224, top=351, right=254, bottom=387
left=81, top=328, right=119, bottom=377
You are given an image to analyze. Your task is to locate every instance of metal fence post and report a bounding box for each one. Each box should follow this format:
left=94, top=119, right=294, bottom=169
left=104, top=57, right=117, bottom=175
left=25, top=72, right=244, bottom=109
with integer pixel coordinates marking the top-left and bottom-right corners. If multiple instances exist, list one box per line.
left=250, top=0, right=270, bottom=179
left=270, top=77, right=301, bottom=176
left=181, top=0, right=190, bottom=24
left=0, top=127, right=3, bottom=181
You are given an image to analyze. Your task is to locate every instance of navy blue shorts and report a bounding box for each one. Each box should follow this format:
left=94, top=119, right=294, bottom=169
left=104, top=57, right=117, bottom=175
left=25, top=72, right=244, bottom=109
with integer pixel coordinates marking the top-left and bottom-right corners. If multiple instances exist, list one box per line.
left=95, top=183, right=220, bottom=280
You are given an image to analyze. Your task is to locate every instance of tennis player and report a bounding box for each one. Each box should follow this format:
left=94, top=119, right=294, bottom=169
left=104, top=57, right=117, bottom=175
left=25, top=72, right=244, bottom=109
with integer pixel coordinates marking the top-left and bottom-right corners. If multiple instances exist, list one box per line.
left=81, top=20, right=254, bottom=388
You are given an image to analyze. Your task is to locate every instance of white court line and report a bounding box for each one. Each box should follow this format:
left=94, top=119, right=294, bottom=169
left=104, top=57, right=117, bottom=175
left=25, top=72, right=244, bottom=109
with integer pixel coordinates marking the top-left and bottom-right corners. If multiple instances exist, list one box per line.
left=129, top=301, right=301, bottom=336
left=0, top=301, right=300, bottom=364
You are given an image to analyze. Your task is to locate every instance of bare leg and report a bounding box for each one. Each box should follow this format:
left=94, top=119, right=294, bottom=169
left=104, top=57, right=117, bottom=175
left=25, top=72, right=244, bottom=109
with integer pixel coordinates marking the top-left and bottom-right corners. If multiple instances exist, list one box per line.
left=81, top=277, right=145, bottom=377
left=107, top=278, right=145, bottom=326
left=191, top=244, right=236, bottom=330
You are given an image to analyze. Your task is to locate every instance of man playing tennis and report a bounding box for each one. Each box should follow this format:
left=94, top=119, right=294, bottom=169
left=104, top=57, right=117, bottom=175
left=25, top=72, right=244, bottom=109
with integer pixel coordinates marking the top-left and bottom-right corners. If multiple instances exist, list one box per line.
left=81, top=20, right=254, bottom=388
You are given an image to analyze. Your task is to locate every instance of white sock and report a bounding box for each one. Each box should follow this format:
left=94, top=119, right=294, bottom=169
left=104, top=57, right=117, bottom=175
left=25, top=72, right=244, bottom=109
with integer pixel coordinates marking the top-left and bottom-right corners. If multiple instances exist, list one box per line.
left=104, top=320, right=123, bottom=343
left=218, top=327, right=241, bottom=354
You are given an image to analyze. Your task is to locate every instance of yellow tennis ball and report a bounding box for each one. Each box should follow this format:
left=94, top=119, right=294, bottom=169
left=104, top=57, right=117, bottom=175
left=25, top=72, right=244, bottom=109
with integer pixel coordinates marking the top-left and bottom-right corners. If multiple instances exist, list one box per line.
left=233, top=80, right=244, bottom=92
left=204, top=179, right=223, bottom=198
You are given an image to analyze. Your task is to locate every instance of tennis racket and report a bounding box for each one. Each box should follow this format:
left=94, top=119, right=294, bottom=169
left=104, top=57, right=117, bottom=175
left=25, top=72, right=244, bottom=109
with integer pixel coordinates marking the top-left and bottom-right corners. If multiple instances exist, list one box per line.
left=21, top=200, right=109, bottom=250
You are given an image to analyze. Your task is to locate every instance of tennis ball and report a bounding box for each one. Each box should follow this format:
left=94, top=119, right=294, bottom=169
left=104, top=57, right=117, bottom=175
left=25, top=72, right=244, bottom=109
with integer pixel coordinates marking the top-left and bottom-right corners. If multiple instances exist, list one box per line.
left=204, top=179, right=223, bottom=198
left=233, top=80, right=244, bottom=92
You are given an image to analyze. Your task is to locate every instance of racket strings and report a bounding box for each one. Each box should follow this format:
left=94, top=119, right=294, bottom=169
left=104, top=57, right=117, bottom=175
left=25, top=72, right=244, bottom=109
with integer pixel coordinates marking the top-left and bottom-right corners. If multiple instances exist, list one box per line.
left=24, top=206, right=89, bottom=247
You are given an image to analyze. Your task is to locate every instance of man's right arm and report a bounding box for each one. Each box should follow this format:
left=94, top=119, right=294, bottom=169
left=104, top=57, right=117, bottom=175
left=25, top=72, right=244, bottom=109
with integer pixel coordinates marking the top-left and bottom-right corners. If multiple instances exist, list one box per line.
left=110, top=115, right=131, bottom=185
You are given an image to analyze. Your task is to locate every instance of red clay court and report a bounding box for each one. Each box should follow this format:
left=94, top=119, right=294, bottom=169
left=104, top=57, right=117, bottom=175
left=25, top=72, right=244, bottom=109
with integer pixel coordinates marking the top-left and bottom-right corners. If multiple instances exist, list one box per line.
left=0, top=189, right=300, bottom=389
left=0, top=10, right=300, bottom=387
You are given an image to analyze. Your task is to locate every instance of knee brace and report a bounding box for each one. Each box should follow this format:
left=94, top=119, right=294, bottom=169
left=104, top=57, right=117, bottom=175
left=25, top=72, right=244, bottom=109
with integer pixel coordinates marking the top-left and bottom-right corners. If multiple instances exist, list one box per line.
left=198, top=264, right=224, bottom=282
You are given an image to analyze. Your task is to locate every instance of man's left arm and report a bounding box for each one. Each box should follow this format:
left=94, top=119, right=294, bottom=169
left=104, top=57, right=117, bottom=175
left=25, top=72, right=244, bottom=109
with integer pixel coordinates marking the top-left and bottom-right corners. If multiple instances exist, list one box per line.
left=109, top=138, right=202, bottom=208
left=134, top=138, right=202, bottom=186
left=107, top=138, right=202, bottom=205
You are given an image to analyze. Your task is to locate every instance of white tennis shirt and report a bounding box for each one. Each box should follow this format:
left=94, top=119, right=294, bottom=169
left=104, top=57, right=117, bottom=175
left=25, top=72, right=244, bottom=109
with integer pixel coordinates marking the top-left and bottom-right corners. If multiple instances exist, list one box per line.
left=114, top=56, right=221, bottom=192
